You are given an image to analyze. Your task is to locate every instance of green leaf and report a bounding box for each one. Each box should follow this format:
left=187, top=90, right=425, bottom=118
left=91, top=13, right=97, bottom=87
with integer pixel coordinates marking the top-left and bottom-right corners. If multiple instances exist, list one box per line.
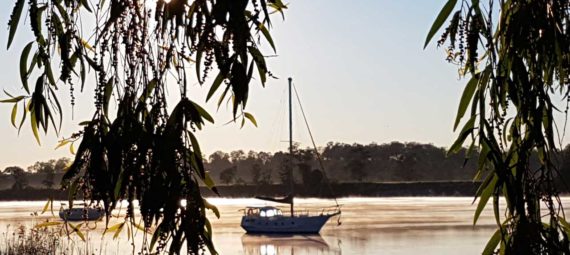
left=150, top=227, right=162, bottom=251
left=11, top=103, right=18, bottom=128
left=454, top=74, right=479, bottom=131
left=207, top=71, right=226, bottom=102
left=30, top=110, right=41, bottom=145
left=48, top=87, right=63, bottom=130
left=191, top=101, right=214, bottom=123
left=55, top=139, right=69, bottom=150
left=7, top=0, right=25, bottom=49
left=20, top=42, right=33, bottom=93
left=474, top=174, right=497, bottom=225
left=202, top=218, right=218, bottom=255
left=258, top=23, right=276, bottom=52
left=268, top=0, right=287, bottom=20
left=482, top=228, right=501, bottom=255
left=41, top=198, right=51, bottom=214
left=492, top=195, right=501, bottom=226
left=69, top=142, right=75, bottom=155
left=104, top=223, right=123, bottom=235
left=196, top=50, right=203, bottom=83
left=139, top=78, right=157, bottom=102
left=76, top=56, right=85, bottom=92
left=114, top=170, right=124, bottom=200
left=44, top=60, right=57, bottom=86
left=34, top=221, right=62, bottom=228
left=217, top=85, right=231, bottom=110
left=104, top=79, right=114, bottom=115
left=70, top=223, right=86, bottom=241
left=84, top=54, right=101, bottom=72
left=28, top=53, right=38, bottom=75
left=423, top=0, right=457, bottom=49
left=244, top=112, right=258, bottom=127
left=248, top=46, right=267, bottom=86
left=448, top=114, right=476, bottom=155
left=33, top=6, right=47, bottom=46
left=204, top=171, right=219, bottom=195
left=113, top=223, right=125, bottom=240
left=80, top=0, right=93, bottom=12
left=4, top=90, right=15, bottom=98
left=132, top=222, right=147, bottom=233
left=187, top=131, right=203, bottom=158
left=0, top=96, right=25, bottom=103
left=18, top=100, right=28, bottom=132
left=203, top=198, right=220, bottom=219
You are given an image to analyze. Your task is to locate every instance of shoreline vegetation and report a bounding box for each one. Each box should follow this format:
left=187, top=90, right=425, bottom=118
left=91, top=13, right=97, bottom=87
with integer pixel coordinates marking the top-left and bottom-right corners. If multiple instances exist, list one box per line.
left=3, top=141, right=570, bottom=201
left=0, top=182, right=481, bottom=200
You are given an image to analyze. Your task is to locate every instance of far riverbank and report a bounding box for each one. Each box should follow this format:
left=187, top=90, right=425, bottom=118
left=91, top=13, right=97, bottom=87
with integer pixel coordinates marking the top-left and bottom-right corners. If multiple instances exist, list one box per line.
left=0, top=181, right=482, bottom=201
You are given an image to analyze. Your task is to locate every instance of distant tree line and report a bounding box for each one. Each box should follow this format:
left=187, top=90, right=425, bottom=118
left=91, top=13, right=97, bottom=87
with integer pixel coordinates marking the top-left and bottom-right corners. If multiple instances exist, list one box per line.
left=4, top=142, right=570, bottom=192
left=1, top=158, right=70, bottom=190
left=207, top=142, right=570, bottom=191
left=206, top=141, right=482, bottom=186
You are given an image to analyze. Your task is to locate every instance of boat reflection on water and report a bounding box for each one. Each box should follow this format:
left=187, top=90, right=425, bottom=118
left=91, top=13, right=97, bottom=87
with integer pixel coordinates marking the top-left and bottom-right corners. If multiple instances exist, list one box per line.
left=241, top=234, right=340, bottom=255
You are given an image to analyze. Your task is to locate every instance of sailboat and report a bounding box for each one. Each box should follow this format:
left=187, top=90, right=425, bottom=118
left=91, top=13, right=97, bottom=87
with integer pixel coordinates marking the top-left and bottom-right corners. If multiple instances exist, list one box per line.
left=59, top=203, right=104, bottom=221
left=240, top=78, right=341, bottom=234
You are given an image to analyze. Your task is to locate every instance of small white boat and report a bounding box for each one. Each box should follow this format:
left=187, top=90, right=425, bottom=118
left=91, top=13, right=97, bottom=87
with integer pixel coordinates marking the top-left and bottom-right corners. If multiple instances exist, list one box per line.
left=59, top=203, right=104, bottom=221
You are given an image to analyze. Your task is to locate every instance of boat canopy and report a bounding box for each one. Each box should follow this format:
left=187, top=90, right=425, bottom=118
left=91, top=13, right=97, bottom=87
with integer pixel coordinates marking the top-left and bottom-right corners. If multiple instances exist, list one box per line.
left=244, top=206, right=283, bottom=217
left=255, top=194, right=293, bottom=204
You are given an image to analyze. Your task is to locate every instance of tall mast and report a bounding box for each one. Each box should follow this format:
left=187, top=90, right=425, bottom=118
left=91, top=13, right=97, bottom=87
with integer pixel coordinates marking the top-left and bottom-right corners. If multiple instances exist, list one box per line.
left=288, top=77, right=294, bottom=217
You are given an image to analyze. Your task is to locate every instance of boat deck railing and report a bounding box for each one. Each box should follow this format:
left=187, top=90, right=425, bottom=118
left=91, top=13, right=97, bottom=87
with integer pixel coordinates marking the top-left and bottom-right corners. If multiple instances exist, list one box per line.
left=292, top=206, right=341, bottom=217
left=241, top=205, right=341, bottom=217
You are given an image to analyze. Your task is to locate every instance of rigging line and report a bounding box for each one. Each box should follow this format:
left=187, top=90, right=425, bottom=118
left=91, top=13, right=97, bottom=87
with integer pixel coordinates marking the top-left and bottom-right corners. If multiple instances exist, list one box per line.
left=292, top=83, right=340, bottom=208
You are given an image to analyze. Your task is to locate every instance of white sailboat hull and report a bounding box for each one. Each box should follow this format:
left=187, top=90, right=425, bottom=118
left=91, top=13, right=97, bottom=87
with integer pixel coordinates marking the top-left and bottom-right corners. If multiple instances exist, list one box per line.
left=241, top=214, right=337, bottom=234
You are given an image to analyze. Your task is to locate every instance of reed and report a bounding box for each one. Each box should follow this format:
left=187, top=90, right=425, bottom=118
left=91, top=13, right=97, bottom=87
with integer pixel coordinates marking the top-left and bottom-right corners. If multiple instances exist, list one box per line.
left=0, top=224, right=104, bottom=255
left=0, top=225, right=60, bottom=255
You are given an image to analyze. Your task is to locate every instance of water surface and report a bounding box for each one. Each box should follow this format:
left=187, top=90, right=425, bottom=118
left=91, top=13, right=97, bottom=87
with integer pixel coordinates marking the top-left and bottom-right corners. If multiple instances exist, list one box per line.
left=0, top=197, right=543, bottom=254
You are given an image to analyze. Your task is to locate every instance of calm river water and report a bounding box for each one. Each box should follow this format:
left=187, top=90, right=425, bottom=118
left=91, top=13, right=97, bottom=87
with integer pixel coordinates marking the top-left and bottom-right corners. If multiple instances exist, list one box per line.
left=0, top=197, right=550, bottom=255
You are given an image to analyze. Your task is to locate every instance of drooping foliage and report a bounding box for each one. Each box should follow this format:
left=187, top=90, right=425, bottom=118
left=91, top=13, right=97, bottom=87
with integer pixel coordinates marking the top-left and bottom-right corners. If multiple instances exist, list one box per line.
left=427, top=0, right=570, bottom=254
left=3, top=0, right=286, bottom=254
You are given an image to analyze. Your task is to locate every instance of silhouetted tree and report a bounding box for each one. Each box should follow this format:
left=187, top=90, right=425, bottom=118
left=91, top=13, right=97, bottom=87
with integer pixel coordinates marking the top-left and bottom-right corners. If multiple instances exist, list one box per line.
left=54, top=158, right=71, bottom=173
left=278, top=157, right=293, bottom=185
left=345, top=145, right=370, bottom=182
left=4, top=166, right=27, bottom=190
left=251, top=163, right=262, bottom=184
left=219, top=166, right=237, bottom=185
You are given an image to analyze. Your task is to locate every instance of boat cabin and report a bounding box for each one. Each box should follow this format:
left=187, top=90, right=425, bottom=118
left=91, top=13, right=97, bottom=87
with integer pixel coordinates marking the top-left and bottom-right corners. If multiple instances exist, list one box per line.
left=244, top=206, right=284, bottom=217
left=59, top=202, right=104, bottom=221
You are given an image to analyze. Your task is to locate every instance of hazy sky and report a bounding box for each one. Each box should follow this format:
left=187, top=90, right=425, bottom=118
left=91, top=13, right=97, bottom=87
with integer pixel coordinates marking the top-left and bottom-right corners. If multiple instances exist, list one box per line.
left=0, top=1, right=476, bottom=169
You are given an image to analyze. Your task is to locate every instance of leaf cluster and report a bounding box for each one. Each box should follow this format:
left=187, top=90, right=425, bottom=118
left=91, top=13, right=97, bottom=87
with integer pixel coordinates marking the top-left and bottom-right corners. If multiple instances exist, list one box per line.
left=427, top=0, right=570, bottom=253
left=4, top=0, right=285, bottom=254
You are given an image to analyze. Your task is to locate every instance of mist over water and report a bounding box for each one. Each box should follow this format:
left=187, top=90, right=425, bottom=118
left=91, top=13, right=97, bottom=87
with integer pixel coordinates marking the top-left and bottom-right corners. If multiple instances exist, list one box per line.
left=0, top=197, right=555, bottom=254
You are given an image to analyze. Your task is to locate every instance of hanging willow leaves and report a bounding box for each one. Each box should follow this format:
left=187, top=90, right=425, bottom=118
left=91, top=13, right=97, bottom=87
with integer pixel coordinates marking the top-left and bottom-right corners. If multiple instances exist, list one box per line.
left=427, top=0, right=570, bottom=253
left=19, top=41, right=33, bottom=93
left=244, top=112, right=258, bottom=127
left=3, top=0, right=284, bottom=254
left=423, top=0, right=457, bottom=49
left=7, top=0, right=25, bottom=49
